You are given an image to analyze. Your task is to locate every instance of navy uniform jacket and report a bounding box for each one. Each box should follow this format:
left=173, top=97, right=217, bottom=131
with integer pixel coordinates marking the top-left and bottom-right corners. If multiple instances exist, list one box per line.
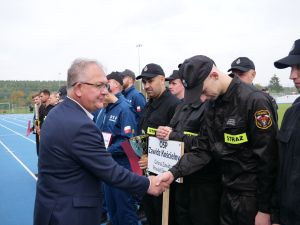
left=123, top=86, right=146, bottom=127
left=95, top=93, right=137, bottom=155
left=34, top=97, right=149, bottom=225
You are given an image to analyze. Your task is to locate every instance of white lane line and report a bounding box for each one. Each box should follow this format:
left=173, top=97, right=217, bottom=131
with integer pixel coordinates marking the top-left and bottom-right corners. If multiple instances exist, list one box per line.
left=1, top=118, right=27, bottom=128
left=0, top=139, right=37, bottom=181
left=0, top=116, right=28, bottom=123
left=0, top=134, right=17, bottom=137
left=0, top=123, right=36, bottom=144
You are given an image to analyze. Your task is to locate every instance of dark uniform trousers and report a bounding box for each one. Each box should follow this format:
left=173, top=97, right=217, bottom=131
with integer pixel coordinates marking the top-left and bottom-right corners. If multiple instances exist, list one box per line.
left=173, top=182, right=221, bottom=225
left=165, top=101, right=221, bottom=225
left=220, top=190, right=257, bottom=225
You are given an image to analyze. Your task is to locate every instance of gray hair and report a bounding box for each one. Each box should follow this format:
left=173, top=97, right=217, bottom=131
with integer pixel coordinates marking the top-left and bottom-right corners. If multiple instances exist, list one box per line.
left=67, top=58, right=103, bottom=89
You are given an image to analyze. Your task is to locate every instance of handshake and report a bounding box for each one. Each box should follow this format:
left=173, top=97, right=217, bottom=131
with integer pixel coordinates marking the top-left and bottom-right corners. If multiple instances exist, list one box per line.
left=147, top=171, right=175, bottom=196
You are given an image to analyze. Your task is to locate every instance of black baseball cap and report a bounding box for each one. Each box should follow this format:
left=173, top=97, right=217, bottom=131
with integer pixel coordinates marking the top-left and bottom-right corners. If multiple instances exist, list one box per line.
left=179, top=55, right=215, bottom=103
left=136, top=63, right=165, bottom=80
left=274, top=39, right=300, bottom=69
left=228, top=57, right=255, bottom=72
left=121, top=69, right=135, bottom=80
left=107, top=71, right=123, bottom=85
left=165, top=70, right=180, bottom=81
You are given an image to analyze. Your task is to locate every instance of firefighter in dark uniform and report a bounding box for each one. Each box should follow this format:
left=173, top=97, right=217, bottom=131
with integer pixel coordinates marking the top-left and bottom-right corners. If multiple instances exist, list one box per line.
left=274, top=38, right=300, bottom=225
left=37, top=89, right=54, bottom=155
left=156, top=76, right=221, bottom=224
left=228, top=57, right=279, bottom=117
left=165, top=70, right=185, bottom=100
left=136, top=63, right=180, bottom=225
left=159, top=55, right=278, bottom=225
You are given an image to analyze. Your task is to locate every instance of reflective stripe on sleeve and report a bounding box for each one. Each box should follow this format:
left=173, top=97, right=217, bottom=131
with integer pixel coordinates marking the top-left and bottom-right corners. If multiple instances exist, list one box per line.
left=183, top=131, right=198, bottom=136
left=147, top=127, right=157, bottom=135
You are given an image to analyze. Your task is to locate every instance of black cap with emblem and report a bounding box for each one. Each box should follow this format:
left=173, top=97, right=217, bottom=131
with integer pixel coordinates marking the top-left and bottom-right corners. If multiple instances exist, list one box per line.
left=228, top=57, right=255, bottom=72
left=136, top=63, right=165, bottom=80
left=178, top=55, right=215, bottom=103
left=165, top=70, right=180, bottom=81
left=107, top=71, right=123, bottom=85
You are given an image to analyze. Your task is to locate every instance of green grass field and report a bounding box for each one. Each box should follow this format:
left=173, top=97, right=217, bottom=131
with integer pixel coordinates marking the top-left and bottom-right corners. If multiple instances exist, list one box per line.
left=0, top=107, right=31, bottom=114
left=278, top=103, right=291, bottom=128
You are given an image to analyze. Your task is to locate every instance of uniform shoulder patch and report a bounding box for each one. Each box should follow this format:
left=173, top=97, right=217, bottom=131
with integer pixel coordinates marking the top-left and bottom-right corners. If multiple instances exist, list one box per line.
left=254, top=110, right=272, bottom=129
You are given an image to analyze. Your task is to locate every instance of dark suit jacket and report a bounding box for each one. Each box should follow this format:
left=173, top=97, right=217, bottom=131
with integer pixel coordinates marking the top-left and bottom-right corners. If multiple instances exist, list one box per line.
left=34, top=97, right=149, bottom=225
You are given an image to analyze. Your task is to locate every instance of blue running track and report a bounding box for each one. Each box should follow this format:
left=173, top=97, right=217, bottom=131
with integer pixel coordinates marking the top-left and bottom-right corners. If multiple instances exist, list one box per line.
left=0, top=114, right=145, bottom=225
left=0, top=114, right=37, bottom=225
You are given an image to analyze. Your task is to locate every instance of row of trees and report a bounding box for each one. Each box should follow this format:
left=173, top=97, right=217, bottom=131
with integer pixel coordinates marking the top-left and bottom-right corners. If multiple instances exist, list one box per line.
left=0, top=81, right=66, bottom=110
left=252, top=74, right=296, bottom=94
left=0, top=75, right=297, bottom=112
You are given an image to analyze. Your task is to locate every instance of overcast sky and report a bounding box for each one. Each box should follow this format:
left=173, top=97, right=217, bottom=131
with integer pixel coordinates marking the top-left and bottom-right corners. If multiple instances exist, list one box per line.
left=0, top=0, right=299, bottom=86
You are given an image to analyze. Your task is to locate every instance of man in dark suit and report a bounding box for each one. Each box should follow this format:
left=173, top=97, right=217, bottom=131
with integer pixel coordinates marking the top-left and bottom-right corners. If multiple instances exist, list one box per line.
left=33, top=58, right=168, bottom=225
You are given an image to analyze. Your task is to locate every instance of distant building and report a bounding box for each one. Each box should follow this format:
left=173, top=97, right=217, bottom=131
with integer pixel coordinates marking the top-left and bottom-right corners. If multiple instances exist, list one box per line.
left=276, top=94, right=300, bottom=104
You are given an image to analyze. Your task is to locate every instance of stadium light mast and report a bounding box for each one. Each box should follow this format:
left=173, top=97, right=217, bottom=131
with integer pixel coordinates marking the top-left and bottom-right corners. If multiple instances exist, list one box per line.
left=136, top=44, right=143, bottom=74
left=136, top=44, right=143, bottom=92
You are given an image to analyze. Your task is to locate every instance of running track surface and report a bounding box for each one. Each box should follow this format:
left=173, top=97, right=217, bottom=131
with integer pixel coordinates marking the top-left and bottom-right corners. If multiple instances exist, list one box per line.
left=0, top=114, right=37, bottom=225
left=0, top=114, right=145, bottom=225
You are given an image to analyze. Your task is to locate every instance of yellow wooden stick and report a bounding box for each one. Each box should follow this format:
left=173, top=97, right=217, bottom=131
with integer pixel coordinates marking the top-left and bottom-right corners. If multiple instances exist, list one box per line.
left=162, top=189, right=170, bottom=225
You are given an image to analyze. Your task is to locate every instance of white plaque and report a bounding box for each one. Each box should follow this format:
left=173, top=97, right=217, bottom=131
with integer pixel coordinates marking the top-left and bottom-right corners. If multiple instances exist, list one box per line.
left=148, top=136, right=184, bottom=182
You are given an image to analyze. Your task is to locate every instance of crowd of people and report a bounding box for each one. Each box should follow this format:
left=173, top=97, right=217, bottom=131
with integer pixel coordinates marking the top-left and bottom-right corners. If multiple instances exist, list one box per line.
left=31, top=38, right=300, bottom=225
left=30, top=86, right=67, bottom=157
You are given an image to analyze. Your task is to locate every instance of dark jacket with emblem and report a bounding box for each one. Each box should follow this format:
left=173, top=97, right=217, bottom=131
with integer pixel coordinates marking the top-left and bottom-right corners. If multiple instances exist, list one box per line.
left=139, top=89, right=180, bottom=136
left=276, top=97, right=300, bottom=224
left=168, top=100, right=220, bottom=184
left=170, top=76, right=278, bottom=214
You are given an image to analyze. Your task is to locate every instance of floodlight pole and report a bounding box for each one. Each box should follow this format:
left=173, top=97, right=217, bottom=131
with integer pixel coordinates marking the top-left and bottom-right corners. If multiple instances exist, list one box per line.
left=136, top=44, right=143, bottom=74
left=136, top=44, right=143, bottom=92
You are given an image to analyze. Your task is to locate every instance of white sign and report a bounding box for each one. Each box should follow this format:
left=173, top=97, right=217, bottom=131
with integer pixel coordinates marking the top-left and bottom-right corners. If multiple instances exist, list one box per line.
left=102, top=132, right=112, bottom=149
left=148, top=137, right=184, bottom=182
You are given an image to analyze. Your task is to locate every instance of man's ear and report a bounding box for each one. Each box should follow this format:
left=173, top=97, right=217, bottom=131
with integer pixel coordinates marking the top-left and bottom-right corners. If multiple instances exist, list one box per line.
left=73, top=83, right=82, bottom=97
left=159, top=75, right=165, bottom=84
left=210, top=71, right=219, bottom=80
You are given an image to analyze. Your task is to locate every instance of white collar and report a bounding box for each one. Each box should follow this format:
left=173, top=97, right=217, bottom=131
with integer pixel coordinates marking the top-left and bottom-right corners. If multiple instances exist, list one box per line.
left=67, top=96, right=94, bottom=120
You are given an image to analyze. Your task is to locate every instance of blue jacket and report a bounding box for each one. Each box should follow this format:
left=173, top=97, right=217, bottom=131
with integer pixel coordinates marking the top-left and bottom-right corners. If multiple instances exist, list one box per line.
left=95, top=93, right=138, bottom=156
left=34, top=97, right=149, bottom=225
left=123, top=86, right=146, bottom=122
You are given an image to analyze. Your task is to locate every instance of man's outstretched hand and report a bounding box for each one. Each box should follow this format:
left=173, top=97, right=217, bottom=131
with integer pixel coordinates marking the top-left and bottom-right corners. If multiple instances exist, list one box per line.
left=147, top=175, right=170, bottom=196
left=157, top=171, right=174, bottom=186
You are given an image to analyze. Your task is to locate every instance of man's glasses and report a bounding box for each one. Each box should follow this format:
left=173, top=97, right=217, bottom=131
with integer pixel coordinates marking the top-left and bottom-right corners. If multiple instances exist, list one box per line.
left=72, top=82, right=110, bottom=90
